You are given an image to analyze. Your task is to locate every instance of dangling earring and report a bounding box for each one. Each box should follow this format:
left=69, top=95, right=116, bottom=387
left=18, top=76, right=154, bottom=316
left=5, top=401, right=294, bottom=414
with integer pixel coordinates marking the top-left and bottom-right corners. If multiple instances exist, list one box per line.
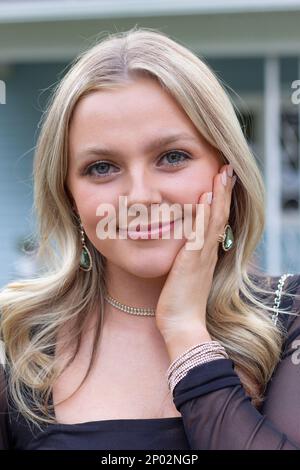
left=79, top=220, right=92, bottom=272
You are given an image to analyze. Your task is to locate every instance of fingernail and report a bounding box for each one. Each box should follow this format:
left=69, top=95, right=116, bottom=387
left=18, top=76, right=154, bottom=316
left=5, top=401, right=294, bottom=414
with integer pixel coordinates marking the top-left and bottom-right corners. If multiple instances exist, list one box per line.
left=207, top=192, right=213, bottom=204
left=221, top=170, right=227, bottom=186
left=227, top=165, right=233, bottom=177
left=232, top=175, right=237, bottom=187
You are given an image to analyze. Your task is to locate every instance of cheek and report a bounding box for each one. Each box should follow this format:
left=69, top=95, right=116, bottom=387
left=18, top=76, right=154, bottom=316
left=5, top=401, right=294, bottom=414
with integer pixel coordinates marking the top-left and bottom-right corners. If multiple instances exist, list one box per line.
left=71, top=181, right=116, bottom=228
left=175, top=164, right=216, bottom=205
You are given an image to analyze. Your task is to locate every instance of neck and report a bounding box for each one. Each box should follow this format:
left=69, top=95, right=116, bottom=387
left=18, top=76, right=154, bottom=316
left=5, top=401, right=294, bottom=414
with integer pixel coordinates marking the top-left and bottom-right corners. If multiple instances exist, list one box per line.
left=103, top=261, right=168, bottom=334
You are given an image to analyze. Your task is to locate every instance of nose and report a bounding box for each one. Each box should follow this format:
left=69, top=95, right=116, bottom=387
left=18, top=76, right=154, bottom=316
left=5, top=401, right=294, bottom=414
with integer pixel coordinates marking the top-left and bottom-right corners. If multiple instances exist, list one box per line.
left=123, top=166, right=162, bottom=210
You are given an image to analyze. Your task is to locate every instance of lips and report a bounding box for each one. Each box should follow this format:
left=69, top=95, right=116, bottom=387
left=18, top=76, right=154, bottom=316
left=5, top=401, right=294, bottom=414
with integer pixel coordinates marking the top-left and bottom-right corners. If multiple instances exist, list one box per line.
left=118, top=220, right=175, bottom=232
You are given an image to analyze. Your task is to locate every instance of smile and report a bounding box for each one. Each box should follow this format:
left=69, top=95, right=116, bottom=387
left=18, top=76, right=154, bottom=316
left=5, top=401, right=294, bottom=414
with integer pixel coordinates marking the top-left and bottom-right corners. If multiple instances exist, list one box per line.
left=118, top=219, right=178, bottom=239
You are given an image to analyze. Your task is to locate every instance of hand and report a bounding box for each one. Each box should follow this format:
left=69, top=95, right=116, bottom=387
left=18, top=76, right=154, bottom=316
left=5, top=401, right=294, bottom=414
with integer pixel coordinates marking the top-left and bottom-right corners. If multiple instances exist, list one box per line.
left=155, top=164, right=236, bottom=344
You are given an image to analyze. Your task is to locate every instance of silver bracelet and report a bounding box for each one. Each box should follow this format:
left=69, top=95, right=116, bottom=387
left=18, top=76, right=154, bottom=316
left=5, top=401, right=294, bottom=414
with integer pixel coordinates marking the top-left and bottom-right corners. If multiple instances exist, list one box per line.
left=166, top=341, right=222, bottom=379
left=167, top=341, right=229, bottom=394
left=271, top=273, right=293, bottom=325
left=168, top=352, right=228, bottom=394
left=166, top=341, right=227, bottom=376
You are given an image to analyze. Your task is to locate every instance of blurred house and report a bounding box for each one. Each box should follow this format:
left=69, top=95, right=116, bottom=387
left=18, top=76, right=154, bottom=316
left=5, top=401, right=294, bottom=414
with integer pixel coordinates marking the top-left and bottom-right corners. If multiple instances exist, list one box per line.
left=0, top=0, right=300, bottom=287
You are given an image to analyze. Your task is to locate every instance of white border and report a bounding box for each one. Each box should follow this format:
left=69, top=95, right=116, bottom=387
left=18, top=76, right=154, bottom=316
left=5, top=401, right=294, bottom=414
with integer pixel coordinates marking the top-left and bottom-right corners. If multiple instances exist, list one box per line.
left=1, top=0, right=300, bottom=24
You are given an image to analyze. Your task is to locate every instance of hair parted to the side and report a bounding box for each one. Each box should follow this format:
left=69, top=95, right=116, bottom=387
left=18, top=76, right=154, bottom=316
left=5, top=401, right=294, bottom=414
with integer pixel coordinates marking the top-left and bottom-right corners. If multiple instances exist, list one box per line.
left=0, top=26, right=298, bottom=430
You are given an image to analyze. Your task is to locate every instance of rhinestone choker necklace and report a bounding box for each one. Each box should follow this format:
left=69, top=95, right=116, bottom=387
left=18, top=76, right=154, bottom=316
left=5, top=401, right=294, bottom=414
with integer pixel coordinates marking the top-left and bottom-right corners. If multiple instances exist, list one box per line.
left=104, top=293, right=156, bottom=316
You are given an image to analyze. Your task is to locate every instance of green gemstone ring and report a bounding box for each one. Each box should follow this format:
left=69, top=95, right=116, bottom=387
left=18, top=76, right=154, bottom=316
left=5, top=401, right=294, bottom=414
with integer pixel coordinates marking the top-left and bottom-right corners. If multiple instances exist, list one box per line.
left=218, top=224, right=234, bottom=251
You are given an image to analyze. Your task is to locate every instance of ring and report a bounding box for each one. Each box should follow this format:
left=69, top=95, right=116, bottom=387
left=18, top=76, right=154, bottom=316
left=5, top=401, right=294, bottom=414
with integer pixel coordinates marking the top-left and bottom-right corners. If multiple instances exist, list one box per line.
left=217, top=224, right=234, bottom=251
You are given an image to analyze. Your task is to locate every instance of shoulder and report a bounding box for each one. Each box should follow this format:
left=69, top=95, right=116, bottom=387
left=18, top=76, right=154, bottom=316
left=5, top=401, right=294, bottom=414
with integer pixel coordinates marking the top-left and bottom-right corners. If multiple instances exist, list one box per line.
left=247, top=272, right=300, bottom=330
left=267, top=272, right=300, bottom=293
left=254, top=273, right=300, bottom=360
left=269, top=273, right=300, bottom=329
left=249, top=272, right=300, bottom=295
left=265, top=273, right=300, bottom=307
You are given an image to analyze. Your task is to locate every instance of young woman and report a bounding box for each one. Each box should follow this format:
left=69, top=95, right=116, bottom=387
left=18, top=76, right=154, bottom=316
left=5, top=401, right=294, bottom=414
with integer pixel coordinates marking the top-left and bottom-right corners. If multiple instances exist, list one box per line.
left=0, top=27, right=299, bottom=450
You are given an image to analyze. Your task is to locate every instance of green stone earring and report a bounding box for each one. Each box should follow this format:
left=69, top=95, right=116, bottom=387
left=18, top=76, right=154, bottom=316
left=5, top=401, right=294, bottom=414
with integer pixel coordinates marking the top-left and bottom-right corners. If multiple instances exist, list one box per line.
left=218, top=224, right=234, bottom=251
left=79, top=221, right=92, bottom=272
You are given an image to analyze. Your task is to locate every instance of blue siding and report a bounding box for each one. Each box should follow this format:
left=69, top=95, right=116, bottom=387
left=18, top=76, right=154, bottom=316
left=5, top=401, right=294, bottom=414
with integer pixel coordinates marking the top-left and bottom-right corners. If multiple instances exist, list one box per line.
left=0, top=63, right=66, bottom=288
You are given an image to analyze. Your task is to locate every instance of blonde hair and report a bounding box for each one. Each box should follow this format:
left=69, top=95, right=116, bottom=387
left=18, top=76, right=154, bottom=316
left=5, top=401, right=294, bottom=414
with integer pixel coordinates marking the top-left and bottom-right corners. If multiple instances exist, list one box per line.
left=0, top=26, right=298, bottom=430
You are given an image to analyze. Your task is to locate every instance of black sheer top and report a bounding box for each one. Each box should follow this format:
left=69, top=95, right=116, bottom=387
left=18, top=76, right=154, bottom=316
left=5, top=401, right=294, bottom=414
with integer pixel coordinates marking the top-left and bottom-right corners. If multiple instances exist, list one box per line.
left=2, top=273, right=300, bottom=450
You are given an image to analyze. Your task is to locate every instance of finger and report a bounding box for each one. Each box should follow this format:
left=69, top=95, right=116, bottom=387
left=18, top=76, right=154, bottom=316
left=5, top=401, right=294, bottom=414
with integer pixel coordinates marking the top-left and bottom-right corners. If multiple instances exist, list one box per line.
left=199, top=191, right=212, bottom=241
left=225, top=164, right=235, bottom=208
left=221, top=164, right=235, bottom=232
left=183, top=191, right=211, bottom=253
left=204, top=164, right=232, bottom=254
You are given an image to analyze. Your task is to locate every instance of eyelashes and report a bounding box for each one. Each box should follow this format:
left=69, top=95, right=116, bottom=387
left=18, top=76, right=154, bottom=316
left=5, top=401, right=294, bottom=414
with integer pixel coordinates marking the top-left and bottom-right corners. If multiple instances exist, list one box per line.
left=83, top=150, right=192, bottom=179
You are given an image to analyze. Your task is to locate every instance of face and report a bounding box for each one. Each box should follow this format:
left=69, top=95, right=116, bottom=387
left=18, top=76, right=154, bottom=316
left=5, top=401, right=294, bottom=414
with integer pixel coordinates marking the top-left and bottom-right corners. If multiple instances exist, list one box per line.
left=66, top=76, right=223, bottom=278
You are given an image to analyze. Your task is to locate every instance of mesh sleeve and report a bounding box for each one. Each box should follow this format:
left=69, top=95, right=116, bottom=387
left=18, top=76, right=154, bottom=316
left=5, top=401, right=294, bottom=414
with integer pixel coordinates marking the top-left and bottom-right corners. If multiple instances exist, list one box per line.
left=172, top=274, right=300, bottom=450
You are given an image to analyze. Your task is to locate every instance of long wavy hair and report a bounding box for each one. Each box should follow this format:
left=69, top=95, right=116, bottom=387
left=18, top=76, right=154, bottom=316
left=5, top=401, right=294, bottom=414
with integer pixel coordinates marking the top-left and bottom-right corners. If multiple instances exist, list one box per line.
left=0, top=26, right=298, bottom=430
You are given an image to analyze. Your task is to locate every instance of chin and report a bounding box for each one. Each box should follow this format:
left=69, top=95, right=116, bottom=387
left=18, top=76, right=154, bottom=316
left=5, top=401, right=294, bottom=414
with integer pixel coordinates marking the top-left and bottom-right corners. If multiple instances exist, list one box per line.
left=123, top=263, right=172, bottom=279
left=107, top=239, right=185, bottom=278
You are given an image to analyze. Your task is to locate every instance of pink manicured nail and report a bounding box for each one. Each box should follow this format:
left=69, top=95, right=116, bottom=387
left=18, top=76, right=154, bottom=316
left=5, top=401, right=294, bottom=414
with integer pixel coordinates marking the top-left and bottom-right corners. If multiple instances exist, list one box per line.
left=221, top=170, right=227, bottom=186
left=207, top=192, right=213, bottom=204
left=227, top=165, right=233, bottom=177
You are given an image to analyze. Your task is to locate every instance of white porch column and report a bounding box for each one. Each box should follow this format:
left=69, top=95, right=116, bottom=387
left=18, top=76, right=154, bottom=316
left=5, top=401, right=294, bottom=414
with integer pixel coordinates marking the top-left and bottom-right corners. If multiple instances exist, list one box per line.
left=264, top=57, right=281, bottom=275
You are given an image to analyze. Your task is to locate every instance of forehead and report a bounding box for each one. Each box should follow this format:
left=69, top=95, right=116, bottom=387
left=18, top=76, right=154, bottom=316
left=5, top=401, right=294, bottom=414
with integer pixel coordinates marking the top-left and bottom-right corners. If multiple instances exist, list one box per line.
left=69, top=77, right=200, bottom=140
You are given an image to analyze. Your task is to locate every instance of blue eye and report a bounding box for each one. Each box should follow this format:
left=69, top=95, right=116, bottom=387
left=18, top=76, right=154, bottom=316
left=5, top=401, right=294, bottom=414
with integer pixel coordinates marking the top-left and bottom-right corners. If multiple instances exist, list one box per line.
left=84, top=161, right=117, bottom=178
left=84, top=150, right=191, bottom=178
left=158, top=151, right=191, bottom=167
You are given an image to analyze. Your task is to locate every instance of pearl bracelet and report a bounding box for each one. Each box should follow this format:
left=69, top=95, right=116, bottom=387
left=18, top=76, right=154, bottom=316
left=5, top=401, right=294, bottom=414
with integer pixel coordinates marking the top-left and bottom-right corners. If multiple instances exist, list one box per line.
left=166, top=341, right=229, bottom=394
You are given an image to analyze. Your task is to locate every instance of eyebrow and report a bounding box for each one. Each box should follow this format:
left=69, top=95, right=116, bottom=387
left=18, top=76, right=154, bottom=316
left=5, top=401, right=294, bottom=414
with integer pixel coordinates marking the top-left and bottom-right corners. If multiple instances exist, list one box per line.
left=76, top=132, right=200, bottom=160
